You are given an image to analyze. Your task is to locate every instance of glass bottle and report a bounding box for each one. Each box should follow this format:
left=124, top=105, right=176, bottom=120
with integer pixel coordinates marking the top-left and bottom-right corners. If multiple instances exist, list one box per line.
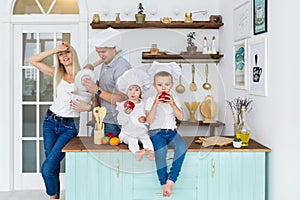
left=235, top=105, right=251, bottom=146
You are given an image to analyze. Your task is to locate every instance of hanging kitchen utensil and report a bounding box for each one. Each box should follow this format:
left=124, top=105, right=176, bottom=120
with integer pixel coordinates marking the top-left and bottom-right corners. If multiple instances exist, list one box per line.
left=175, top=64, right=185, bottom=93
left=202, top=64, right=212, bottom=90
left=189, top=64, right=197, bottom=91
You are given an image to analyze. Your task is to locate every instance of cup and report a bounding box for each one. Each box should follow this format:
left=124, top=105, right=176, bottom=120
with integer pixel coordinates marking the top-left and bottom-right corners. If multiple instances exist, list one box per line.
left=253, top=66, right=262, bottom=82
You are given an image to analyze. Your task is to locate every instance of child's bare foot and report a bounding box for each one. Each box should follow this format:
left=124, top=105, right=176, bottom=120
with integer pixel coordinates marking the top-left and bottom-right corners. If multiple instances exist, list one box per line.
left=162, top=184, right=167, bottom=197
left=164, top=180, right=174, bottom=197
left=49, top=194, right=59, bottom=199
left=147, top=150, right=155, bottom=161
left=135, top=149, right=146, bottom=161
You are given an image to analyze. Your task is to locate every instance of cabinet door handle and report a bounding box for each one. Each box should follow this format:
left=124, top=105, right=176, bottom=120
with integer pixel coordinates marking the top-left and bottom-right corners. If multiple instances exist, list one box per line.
left=116, top=159, right=120, bottom=178
left=211, top=157, right=215, bottom=177
left=166, top=157, right=174, bottom=160
left=156, top=192, right=176, bottom=196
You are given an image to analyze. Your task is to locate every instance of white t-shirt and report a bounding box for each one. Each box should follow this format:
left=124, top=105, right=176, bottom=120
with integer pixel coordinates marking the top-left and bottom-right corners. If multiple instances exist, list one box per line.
left=145, top=95, right=181, bottom=130
left=49, top=79, right=79, bottom=118
left=116, top=100, right=148, bottom=137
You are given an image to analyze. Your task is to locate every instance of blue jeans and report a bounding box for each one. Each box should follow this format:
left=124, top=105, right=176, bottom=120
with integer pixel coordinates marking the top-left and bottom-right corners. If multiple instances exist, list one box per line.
left=91, top=122, right=121, bottom=137
left=149, top=129, right=187, bottom=185
left=41, top=110, right=79, bottom=196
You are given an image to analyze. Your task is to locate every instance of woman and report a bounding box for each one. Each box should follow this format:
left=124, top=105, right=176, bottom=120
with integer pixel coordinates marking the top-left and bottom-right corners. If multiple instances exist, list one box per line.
left=29, top=42, right=90, bottom=199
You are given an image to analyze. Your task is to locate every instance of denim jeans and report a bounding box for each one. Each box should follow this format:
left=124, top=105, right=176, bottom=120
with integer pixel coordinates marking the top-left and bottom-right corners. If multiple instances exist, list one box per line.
left=41, top=110, right=79, bottom=196
left=91, top=122, right=121, bottom=137
left=149, top=129, right=187, bottom=185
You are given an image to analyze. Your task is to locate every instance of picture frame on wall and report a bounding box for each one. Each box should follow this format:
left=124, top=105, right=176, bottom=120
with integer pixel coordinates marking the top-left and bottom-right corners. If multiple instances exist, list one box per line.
left=248, top=37, right=268, bottom=96
left=253, top=0, right=267, bottom=35
left=233, top=0, right=251, bottom=41
left=233, top=40, right=248, bottom=89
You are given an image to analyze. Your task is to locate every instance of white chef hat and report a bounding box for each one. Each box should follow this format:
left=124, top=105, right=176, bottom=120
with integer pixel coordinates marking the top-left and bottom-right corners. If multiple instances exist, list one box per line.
left=147, top=61, right=181, bottom=81
left=88, top=27, right=121, bottom=48
left=116, top=68, right=151, bottom=95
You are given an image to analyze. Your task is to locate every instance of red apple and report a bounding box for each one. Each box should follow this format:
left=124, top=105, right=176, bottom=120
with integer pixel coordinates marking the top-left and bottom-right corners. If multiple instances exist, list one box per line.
left=124, top=100, right=135, bottom=109
left=159, top=91, right=170, bottom=102
left=106, top=133, right=115, bottom=138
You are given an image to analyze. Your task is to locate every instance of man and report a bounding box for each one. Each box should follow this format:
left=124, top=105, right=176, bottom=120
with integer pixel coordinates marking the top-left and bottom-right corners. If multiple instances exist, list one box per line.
left=83, top=27, right=132, bottom=136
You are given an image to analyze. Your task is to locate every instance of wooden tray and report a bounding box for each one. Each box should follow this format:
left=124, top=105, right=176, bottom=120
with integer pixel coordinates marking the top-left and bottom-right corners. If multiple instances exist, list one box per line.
left=195, top=136, right=233, bottom=147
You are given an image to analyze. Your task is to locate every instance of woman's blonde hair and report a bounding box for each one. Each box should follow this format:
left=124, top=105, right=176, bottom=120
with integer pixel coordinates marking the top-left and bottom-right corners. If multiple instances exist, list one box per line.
left=53, top=45, right=81, bottom=94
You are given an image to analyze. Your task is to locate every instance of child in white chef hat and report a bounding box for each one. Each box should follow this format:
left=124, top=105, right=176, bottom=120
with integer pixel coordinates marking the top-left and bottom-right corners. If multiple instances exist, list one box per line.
left=145, top=61, right=187, bottom=197
left=116, top=68, right=154, bottom=161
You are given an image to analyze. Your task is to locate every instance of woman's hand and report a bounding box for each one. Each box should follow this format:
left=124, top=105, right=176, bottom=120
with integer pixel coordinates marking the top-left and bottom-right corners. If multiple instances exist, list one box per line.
left=55, top=42, right=70, bottom=53
left=71, top=99, right=92, bottom=112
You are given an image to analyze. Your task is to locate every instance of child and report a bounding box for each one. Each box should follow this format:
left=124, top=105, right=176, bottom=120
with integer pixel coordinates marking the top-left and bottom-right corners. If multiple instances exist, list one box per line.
left=145, top=61, right=187, bottom=197
left=116, top=68, right=154, bottom=161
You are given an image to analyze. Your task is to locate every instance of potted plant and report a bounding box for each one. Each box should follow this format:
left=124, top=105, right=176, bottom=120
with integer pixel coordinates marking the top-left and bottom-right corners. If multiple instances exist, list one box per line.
left=187, top=31, right=197, bottom=54
left=135, top=2, right=146, bottom=23
left=233, top=137, right=242, bottom=148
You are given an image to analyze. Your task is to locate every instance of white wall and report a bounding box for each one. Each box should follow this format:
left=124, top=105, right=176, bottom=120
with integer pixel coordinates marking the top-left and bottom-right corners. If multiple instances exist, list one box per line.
left=1, top=0, right=300, bottom=199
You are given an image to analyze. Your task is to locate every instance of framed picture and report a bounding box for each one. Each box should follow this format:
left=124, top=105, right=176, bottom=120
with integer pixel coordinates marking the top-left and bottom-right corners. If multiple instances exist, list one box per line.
left=233, top=40, right=248, bottom=89
left=234, top=0, right=252, bottom=41
left=253, top=0, right=267, bottom=35
left=248, top=37, right=267, bottom=96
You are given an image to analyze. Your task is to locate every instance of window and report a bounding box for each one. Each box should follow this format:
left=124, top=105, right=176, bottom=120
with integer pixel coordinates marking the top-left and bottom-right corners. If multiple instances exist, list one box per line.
left=13, top=0, right=79, bottom=15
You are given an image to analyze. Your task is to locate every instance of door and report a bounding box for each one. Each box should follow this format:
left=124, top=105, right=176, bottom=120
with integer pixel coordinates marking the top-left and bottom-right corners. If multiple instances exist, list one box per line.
left=13, top=24, right=79, bottom=190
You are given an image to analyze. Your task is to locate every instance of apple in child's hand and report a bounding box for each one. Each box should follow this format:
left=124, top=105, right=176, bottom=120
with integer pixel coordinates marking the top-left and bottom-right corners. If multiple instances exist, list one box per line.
left=124, top=100, right=135, bottom=110
left=159, top=91, right=170, bottom=102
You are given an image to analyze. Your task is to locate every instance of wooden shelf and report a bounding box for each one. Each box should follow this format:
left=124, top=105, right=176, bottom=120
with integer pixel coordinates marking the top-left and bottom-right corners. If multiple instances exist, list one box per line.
left=90, top=20, right=224, bottom=29
left=177, top=120, right=225, bottom=136
left=142, top=51, right=224, bottom=64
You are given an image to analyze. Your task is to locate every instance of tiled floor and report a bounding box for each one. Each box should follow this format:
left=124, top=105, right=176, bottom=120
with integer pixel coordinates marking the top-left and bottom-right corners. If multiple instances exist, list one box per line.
left=0, top=190, right=65, bottom=200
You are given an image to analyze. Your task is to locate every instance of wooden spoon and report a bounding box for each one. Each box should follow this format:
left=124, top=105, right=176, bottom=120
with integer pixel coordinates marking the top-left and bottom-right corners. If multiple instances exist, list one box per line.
left=189, top=64, right=197, bottom=91
left=175, top=64, right=185, bottom=93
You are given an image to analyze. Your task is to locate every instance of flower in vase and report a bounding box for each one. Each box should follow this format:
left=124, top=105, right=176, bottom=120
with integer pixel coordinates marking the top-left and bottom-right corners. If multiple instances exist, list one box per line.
left=226, top=96, right=253, bottom=130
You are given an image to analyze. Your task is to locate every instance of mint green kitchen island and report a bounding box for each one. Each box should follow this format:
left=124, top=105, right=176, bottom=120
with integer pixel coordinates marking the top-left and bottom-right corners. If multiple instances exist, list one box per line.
left=62, top=136, right=270, bottom=200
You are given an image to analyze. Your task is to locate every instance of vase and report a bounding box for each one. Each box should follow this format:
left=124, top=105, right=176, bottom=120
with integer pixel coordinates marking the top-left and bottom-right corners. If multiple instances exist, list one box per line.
left=184, top=101, right=200, bottom=122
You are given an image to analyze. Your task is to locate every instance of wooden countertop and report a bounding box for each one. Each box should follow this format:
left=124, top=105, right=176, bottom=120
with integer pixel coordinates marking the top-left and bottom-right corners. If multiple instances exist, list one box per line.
left=62, top=136, right=271, bottom=153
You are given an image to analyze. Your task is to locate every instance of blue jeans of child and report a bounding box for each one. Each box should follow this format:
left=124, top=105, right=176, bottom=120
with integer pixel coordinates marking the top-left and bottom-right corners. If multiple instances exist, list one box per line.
left=149, top=129, right=187, bottom=185
left=41, top=110, right=79, bottom=196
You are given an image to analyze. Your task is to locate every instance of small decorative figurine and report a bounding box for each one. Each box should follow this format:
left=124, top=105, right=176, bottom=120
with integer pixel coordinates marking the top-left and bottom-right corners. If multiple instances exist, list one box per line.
left=115, top=13, right=121, bottom=23
left=211, top=36, right=217, bottom=54
left=202, top=36, right=208, bottom=54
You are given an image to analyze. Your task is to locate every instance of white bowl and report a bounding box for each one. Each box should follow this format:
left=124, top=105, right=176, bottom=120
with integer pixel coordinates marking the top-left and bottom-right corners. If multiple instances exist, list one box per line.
left=233, top=141, right=242, bottom=148
left=75, top=69, right=96, bottom=91
left=70, top=91, right=93, bottom=103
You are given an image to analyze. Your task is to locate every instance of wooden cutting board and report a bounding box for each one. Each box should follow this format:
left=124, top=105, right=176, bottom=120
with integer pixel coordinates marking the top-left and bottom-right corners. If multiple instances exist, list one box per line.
left=195, top=136, right=233, bottom=147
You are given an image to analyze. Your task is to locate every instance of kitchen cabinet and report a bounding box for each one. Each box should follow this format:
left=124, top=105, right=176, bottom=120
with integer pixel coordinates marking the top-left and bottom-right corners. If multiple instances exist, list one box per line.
left=63, top=137, right=270, bottom=200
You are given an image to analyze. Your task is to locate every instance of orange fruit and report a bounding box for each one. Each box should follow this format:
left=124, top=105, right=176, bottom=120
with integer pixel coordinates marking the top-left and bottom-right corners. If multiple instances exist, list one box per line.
left=109, top=137, right=120, bottom=146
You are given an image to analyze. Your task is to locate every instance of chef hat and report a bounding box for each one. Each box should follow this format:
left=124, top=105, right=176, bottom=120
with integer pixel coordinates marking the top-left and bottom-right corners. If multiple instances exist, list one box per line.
left=147, top=61, right=181, bottom=81
left=88, top=27, right=121, bottom=48
left=116, top=68, right=151, bottom=95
